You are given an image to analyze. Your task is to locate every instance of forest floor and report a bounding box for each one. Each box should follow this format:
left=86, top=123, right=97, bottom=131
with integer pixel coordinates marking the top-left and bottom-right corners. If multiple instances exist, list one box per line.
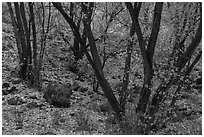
left=2, top=47, right=125, bottom=135
left=2, top=22, right=202, bottom=135
left=2, top=47, right=202, bottom=135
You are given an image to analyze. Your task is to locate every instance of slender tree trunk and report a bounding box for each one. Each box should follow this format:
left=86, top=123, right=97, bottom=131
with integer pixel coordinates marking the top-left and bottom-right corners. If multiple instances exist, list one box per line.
left=7, top=2, right=22, bottom=61
left=20, top=2, right=33, bottom=83
left=84, top=50, right=122, bottom=119
left=135, top=3, right=163, bottom=114
left=120, top=22, right=136, bottom=114
left=81, top=2, right=122, bottom=119
left=29, top=2, right=38, bottom=86
left=37, top=2, right=51, bottom=89
left=147, top=14, right=202, bottom=132
left=170, top=50, right=202, bottom=107
left=14, top=2, right=28, bottom=80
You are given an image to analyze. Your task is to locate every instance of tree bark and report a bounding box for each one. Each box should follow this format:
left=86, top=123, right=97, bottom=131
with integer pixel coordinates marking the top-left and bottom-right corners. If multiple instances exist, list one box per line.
left=29, top=2, right=38, bottom=86
left=82, top=3, right=121, bottom=118
left=7, top=2, right=22, bottom=61
left=20, top=2, right=33, bottom=82
left=14, top=2, right=28, bottom=80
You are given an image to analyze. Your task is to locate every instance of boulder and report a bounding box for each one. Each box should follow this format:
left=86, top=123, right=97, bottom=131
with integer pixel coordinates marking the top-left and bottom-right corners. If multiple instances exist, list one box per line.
left=10, top=70, right=18, bottom=78
left=7, top=97, right=26, bottom=105
left=11, top=78, right=22, bottom=84
left=26, top=102, right=41, bottom=109
left=43, top=82, right=72, bottom=108
left=99, top=102, right=112, bottom=114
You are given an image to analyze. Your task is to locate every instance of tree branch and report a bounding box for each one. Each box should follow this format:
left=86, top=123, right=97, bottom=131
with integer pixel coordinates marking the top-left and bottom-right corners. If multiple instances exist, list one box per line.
left=177, top=15, right=202, bottom=71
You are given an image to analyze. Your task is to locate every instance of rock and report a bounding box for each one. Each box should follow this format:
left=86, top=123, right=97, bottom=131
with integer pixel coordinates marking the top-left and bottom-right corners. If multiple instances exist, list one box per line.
left=105, top=116, right=117, bottom=125
left=67, top=64, right=79, bottom=74
left=99, top=102, right=112, bottom=113
left=180, top=93, right=190, bottom=99
left=10, top=70, right=18, bottom=78
left=90, top=94, right=99, bottom=101
left=71, top=82, right=80, bottom=91
left=43, top=82, right=72, bottom=108
left=26, top=102, right=40, bottom=109
left=59, top=118, right=66, bottom=123
left=198, top=88, right=202, bottom=94
left=194, top=68, right=200, bottom=72
left=70, top=112, right=76, bottom=116
left=59, top=83, right=73, bottom=96
left=76, top=76, right=84, bottom=82
left=195, top=77, right=202, bottom=85
left=7, top=97, right=26, bottom=105
left=29, top=95, right=38, bottom=100
left=193, top=85, right=202, bottom=89
left=196, top=116, right=202, bottom=123
left=97, top=119, right=104, bottom=123
left=3, top=86, right=18, bottom=96
left=2, top=90, right=10, bottom=95
left=52, top=96, right=71, bottom=108
left=78, top=87, right=88, bottom=93
left=9, top=86, right=18, bottom=93
left=11, top=78, right=22, bottom=84
left=2, top=82, right=10, bottom=88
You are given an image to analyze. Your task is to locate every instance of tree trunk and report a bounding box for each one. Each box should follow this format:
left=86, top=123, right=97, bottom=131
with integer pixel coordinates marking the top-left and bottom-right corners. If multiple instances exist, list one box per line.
left=135, top=2, right=163, bottom=114
left=7, top=2, right=23, bottom=61
left=29, top=2, right=38, bottom=86
left=85, top=50, right=122, bottom=119
left=14, top=2, right=28, bottom=80
left=82, top=3, right=121, bottom=118
left=146, top=13, right=201, bottom=131
left=20, top=2, right=33, bottom=83
left=136, top=61, right=153, bottom=113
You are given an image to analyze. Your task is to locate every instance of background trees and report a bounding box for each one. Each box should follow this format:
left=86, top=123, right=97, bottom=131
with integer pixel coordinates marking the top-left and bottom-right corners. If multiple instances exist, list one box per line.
left=3, top=2, right=202, bottom=134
